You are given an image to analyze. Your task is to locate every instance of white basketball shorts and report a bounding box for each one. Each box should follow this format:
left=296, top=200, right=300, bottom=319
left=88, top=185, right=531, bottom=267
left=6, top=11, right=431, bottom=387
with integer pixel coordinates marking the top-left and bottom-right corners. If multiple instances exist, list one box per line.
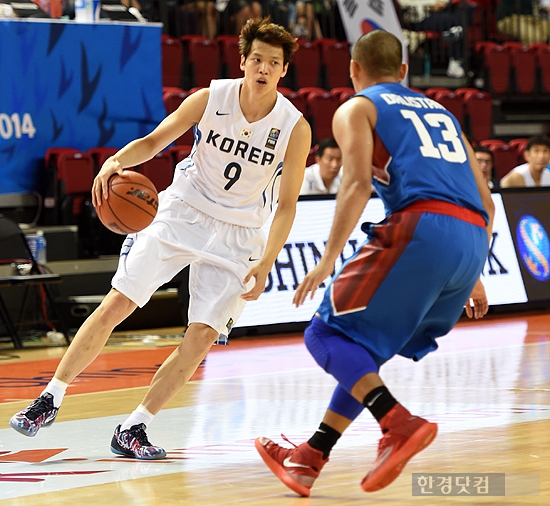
left=112, top=191, right=266, bottom=335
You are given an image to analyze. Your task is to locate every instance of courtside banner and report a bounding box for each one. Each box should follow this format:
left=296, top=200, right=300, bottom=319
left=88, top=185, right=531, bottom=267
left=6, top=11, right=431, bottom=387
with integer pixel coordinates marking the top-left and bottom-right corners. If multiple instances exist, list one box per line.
left=236, top=194, right=527, bottom=328
left=0, top=19, right=164, bottom=194
left=501, top=189, right=550, bottom=301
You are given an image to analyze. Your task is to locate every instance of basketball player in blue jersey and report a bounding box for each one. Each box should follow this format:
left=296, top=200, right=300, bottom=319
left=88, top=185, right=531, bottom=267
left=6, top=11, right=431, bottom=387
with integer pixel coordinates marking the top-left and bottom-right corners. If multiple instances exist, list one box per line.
left=10, top=18, right=312, bottom=459
left=255, top=30, right=495, bottom=496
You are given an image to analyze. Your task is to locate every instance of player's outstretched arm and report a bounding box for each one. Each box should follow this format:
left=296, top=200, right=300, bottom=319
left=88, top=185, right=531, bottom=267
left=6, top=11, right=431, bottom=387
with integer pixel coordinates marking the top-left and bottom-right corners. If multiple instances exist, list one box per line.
left=241, top=117, right=311, bottom=301
left=93, top=89, right=209, bottom=206
left=294, top=97, right=374, bottom=307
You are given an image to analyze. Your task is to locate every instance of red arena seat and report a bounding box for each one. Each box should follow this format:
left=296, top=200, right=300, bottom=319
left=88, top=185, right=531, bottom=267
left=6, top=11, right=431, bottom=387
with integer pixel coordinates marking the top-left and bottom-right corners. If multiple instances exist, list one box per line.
left=456, top=88, right=493, bottom=142
left=161, top=35, right=183, bottom=88
left=315, top=38, right=351, bottom=89
left=475, top=42, right=511, bottom=95
left=490, top=143, right=519, bottom=180
left=217, top=35, right=241, bottom=79
left=139, top=151, right=174, bottom=192
left=534, top=43, right=550, bottom=94
left=292, top=40, right=321, bottom=90
left=306, top=90, right=340, bottom=144
left=433, top=90, right=464, bottom=126
left=506, top=43, right=537, bottom=95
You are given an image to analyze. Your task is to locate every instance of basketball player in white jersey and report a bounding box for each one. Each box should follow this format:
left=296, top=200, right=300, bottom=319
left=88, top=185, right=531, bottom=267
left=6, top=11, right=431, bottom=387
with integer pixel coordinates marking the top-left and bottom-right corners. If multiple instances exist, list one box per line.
left=10, top=17, right=311, bottom=459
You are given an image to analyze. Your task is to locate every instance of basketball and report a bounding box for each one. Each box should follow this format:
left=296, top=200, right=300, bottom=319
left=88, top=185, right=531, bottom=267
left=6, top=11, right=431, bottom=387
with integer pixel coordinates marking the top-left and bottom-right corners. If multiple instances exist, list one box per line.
left=96, top=171, right=159, bottom=235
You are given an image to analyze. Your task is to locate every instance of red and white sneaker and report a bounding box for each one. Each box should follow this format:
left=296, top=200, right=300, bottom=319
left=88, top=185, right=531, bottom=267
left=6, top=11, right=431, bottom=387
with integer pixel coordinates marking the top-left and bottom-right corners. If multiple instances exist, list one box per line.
left=255, top=435, right=328, bottom=497
left=361, top=404, right=438, bottom=492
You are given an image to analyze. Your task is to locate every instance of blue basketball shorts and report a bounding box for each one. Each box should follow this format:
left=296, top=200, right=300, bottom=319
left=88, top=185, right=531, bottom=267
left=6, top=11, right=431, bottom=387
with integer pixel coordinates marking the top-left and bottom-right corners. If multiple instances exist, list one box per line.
left=316, top=201, right=488, bottom=366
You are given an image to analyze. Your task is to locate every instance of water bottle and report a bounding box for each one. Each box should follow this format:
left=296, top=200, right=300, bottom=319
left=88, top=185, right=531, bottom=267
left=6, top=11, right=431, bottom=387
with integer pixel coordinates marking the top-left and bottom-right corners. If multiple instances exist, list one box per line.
left=26, top=230, right=47, bottom=264
left=36, top=230, right=47, bottom=264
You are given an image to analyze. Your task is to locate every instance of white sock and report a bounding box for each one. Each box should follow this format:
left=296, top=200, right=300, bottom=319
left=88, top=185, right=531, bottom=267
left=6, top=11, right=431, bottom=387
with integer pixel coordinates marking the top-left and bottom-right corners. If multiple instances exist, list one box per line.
left=120, top=404, right=154, bottom=432
left=42, top=377, right=68, bottom=408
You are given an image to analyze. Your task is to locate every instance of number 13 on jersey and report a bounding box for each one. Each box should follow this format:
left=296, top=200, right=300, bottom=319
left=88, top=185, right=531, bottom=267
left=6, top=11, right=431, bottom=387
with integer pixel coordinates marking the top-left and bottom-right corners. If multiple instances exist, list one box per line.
left=401, top=110, right=467, bottom=164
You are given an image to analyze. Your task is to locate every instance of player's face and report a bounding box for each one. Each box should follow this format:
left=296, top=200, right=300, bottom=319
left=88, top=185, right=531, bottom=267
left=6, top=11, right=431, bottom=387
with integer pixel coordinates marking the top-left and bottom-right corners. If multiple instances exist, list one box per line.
left=317, top=147, right=342, bottom=180
left=525, top=144, right=550, bottom=172
left=241, top=40, right=288, bottom=91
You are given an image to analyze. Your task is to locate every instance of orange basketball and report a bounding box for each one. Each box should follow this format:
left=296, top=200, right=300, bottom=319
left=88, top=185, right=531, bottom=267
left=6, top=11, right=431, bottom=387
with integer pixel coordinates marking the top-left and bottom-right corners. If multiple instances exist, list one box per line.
left=96, top=171, right=159, bottom=235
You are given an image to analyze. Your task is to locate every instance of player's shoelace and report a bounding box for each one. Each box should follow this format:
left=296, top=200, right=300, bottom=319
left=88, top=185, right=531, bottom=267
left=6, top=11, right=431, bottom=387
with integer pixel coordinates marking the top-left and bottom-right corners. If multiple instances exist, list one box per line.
left=25, top=395, right=56, bottom=420
left=127, top=424, right=153, bottom=447
left=280, top=433, right=299, bottom=449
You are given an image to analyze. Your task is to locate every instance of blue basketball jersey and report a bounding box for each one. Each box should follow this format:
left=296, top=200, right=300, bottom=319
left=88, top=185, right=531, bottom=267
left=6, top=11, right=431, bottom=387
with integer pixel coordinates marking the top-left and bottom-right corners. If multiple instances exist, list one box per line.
left=358, top=82, right=488, bottom=223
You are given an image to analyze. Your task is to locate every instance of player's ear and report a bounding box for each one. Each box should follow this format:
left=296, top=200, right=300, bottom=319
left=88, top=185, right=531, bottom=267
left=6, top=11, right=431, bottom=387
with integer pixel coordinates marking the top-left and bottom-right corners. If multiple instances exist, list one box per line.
left=280, top=62, right=289, bottom=78
left=240, top=54, right=246, bottom=72
left=350, top=59, right=360, bottom=79
left=399, top=63, right=408, bottom=81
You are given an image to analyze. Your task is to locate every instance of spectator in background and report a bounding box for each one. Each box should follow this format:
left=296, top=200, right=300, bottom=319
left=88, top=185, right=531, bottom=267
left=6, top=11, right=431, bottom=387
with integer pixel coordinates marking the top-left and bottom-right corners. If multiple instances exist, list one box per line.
left=300, top=138, right=342, bottom=195
left=501, top=135, right=550, bottom=187
left=497, top=0, right=550, bottom=44
left=226, top=0, right=263, bottom=34
left=187, top=0, right=219, bottom=39
left=292, top=13, right=310, bottom=39
left=398, top=0, right=474, bottom=78
left=474, top=146, right=498, bottom=190
left=296, top=0, right=323, bottom=40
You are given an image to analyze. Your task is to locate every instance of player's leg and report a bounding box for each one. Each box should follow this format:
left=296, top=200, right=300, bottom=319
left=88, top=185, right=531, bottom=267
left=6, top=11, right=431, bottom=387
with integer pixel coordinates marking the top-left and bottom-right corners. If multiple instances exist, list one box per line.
left=259, top=213, right=486, bottom=495
left=258, top=313, right=429, bottom=497
left=113, top=216, right=262, bottom=458
left=256, top=383, right=363, bottom=496
left=142, top=323, right=218, bottom=414
left=344, top=214, right=486, bottom=492
left=9, top=288, right=137, bottom=437
left=359, top=260, right=485, bottom=491
left=110, top=321, right=218, bottom=459
left=256, top=318, right=371, bottom=496
left=261, top=321, right=434, bottom=498
left=10, top=195, right=196, bottom=439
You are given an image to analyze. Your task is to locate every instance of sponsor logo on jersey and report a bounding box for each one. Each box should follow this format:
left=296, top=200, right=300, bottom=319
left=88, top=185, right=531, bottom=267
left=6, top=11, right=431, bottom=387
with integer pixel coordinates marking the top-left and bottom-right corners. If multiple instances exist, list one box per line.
left=265, top=128, right=280, bottom=149
left=240, top=128, right=253, bottom=139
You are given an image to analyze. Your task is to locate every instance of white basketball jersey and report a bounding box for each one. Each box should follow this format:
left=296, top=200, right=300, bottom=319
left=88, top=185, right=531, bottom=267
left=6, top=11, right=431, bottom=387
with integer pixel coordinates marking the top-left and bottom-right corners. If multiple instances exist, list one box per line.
left=170, top=79, right=302, bottom=227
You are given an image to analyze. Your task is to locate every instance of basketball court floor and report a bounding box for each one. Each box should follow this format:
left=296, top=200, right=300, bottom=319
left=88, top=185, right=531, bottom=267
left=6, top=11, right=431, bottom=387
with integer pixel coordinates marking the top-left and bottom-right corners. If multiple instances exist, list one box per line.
left=1, top=310, right=549, bottom=505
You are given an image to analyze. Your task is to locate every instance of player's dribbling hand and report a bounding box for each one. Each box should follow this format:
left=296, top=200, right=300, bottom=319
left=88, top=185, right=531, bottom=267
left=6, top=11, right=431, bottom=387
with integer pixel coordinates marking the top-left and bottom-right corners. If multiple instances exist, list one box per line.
left=92, top=157, right=126, bottom=208
left=464, top=278, right=488, bottom=319
left=293, top=259, right=334, bottom=307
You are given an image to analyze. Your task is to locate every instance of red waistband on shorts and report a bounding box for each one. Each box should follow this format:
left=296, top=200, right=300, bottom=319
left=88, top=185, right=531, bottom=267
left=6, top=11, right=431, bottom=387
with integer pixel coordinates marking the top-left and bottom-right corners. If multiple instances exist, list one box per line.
left=400, top=200, right=486, bottom=228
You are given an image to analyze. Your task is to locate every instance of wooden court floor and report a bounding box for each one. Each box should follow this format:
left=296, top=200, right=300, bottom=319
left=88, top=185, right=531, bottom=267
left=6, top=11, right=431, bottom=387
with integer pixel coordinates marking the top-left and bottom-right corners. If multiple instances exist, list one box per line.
left=1, top=310, right=550, bottom=505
